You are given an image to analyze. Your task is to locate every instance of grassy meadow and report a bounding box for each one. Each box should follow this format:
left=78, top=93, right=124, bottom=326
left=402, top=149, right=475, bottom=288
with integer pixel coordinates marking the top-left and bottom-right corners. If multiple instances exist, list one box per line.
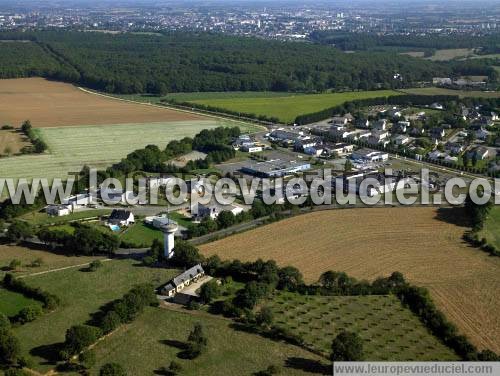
left=89, top=306, right=326, bottom=375
left=12, top=259, right=178, bottom=372
left=0, top=288, right=42, bottom=317
left=184, top=90, right=400, bottom=123
left=119, top=90, right=400, bottom=123
left=401, top=87, right=500, bottom=98
left=267, top=292, right=458, bottom=361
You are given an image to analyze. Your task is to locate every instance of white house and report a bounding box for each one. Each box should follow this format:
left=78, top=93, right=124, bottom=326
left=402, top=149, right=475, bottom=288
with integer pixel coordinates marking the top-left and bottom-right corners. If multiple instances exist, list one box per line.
left=430, top=103, right=444, bottom=110
left=46, top=204, right=71, bottom=217
left=147, top=176, right=174, bottom=189
left=108, top=209, right=135, bottom=226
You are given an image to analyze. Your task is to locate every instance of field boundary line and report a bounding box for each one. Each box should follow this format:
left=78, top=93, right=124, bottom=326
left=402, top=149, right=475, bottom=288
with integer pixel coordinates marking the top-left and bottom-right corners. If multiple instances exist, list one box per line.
left=18, top=258, right=113, bottom=279
left=77, top=87, right=267, bottom=133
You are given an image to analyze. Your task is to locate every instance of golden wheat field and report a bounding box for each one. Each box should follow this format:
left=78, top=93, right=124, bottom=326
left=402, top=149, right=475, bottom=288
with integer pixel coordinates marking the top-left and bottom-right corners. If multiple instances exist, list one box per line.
left=0, top=78, right=205, bottom=127
left=200, top=207, right=500, bottom=353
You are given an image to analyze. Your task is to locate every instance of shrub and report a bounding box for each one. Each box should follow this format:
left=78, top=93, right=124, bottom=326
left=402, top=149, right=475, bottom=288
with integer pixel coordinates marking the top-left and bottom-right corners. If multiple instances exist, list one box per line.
left=331, top=331, right=364, bottom=361
left=62, top=325, right=102, bottom=356
left=16, top=305, right=43, bottom=324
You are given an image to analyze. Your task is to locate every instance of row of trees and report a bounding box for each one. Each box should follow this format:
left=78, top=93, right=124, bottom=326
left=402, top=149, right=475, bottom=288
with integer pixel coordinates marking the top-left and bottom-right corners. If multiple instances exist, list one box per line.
left=59, top=283, right=157, bottom=362
left=20, top=120, right=47, bottom=154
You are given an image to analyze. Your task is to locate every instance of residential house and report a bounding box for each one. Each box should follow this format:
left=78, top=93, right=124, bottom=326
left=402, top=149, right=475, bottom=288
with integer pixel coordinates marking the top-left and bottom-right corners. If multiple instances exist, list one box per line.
left=372, top=119, right=387, bottom=131
left=326, top=143, right=354, bottom=156
left=394, top=121, right=410, bottom=133
left=108, top=209, right=135, bottom=226
left=368, top=130, right=389, bottom=145
left=445, top=142, right=464, bottom=155
left=409, top=127, right=425, bottom=136
left=355, top=118, right=370, bottom=129
left=430, top=127, right=445, bottom=139
left=160, top=264, right=205, bottom=297
left=430, top=103, right=444, bottom=110
left=468, top=146, right=490, bottom=160
left=329, top=116, right=349, bottom=126
left=303, top=145, right=324, bottom=156
left=386, top=108, right=402, bottom=119
left=393, top=135, right=411, bottom=146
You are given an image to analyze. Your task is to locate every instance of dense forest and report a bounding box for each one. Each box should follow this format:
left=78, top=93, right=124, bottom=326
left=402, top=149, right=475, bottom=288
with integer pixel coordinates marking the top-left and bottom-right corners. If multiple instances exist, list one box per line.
left=0, top=31, right=496, bottom=94
left=310, top=31, right=500, bottom=54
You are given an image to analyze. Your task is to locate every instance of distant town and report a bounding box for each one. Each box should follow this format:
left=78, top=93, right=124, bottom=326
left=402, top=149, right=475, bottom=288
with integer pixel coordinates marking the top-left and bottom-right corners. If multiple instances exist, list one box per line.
left=1, top=0, right=500, bottom=40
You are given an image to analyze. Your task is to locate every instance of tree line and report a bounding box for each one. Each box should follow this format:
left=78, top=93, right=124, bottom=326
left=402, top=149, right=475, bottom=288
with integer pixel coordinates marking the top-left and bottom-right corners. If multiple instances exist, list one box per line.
left=0, top=30, right=495, bottom=94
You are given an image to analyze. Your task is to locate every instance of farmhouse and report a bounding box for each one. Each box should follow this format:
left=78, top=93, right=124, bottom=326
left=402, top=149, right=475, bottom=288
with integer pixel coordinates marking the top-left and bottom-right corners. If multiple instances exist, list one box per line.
left=46, top=204, right=71, bottom=217
left=108, top=209, right=135, bottom=227
left=351, top=148, right=389, bottom=162
left=160, top=264, right=205, bottom=297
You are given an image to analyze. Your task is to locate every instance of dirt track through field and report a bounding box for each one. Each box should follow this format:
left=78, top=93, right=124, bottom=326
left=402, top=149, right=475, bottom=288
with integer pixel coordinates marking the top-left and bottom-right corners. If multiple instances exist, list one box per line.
left=199, top=207, right=500, bottom=353
left=0, top=78, right=205, bottom=127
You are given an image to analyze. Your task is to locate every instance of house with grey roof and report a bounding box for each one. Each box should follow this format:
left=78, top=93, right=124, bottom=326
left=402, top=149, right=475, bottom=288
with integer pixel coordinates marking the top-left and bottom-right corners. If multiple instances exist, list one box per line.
left=160, top=264, right=205, bottom=297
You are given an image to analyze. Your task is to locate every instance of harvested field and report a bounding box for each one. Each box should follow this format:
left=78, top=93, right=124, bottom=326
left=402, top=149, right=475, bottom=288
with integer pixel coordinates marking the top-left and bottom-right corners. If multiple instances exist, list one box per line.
left=0, top=119, right=252, bottom=180
left=200, top=207, right=500, bottom=353
left=0, top=78, right=205, bottom=128
left=0, top=129, right=29, bottom=155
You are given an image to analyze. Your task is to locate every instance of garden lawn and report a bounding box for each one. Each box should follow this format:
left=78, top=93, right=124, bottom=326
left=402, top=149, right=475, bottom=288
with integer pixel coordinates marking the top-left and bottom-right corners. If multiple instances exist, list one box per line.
left=120, top=221, right=163, bottom=247
left=12, top=259, right=179, bottom=372
left=0, top=288, right=42, bottom=317
left=266, top=291, right=458, bottom=361
left=89, top=306, right=326, bottom=375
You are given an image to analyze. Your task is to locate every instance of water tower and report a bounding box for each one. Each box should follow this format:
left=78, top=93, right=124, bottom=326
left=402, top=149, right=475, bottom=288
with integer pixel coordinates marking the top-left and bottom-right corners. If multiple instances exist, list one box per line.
left=161, top=223, right=178, bottom=259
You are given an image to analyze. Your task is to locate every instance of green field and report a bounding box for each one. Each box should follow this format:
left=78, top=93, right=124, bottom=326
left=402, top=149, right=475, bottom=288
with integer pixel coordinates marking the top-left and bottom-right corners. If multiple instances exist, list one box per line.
left=480, top=206, right=500, bottom=250
left=401, top=87, right=500, bottom=98
left=427, top=48, right=476, bottom=61
left=266, top=292, right=458, bottom=361
left=12, top=259, right=179, bottom=372
left=0, top=288, right=42, bottom=317
left=89, top=306, right=325, bottom=375
left=0, top=119, right=262, bottom=181
left=183, top=90, right=400, bottom=123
